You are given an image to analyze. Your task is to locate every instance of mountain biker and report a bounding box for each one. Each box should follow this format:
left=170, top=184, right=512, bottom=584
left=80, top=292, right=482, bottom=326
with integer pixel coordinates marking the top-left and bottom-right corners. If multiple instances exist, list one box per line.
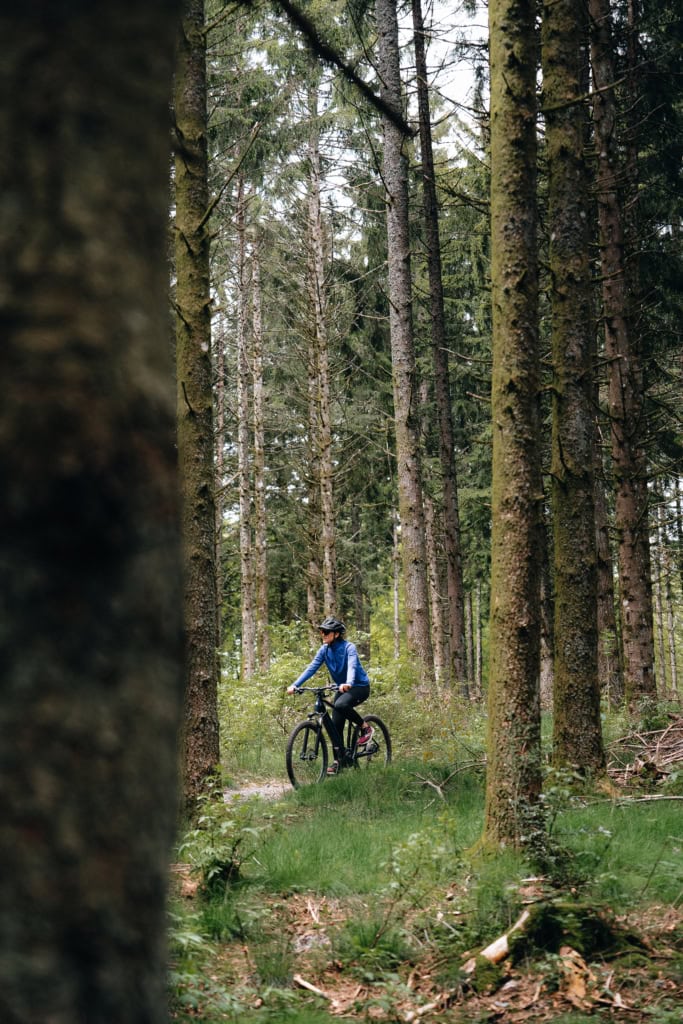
left=287, top=616, right=374, bottom=774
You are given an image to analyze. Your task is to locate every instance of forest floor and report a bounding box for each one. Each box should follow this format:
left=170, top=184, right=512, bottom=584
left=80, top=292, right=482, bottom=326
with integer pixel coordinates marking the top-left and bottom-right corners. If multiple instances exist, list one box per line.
left=191, top=888, right=682, bottom=1023
left=171, top=719, right=683, bottom=1023
left=173, top=836, right=682, bottom=1023
left=173, top=815, right=682, bottom=1021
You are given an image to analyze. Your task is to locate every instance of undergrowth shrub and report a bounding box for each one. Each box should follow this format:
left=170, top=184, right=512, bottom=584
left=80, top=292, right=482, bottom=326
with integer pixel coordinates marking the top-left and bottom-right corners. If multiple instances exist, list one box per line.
left=177, top=777, right=272, bottom=899
left=332, top=911, right=414, bottom=979
left=382, top=812, right=463, bottom=906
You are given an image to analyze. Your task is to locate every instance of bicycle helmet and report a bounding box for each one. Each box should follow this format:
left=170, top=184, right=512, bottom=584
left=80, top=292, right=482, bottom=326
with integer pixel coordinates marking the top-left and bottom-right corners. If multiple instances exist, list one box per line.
left=318, top=616, right=345, bottom=634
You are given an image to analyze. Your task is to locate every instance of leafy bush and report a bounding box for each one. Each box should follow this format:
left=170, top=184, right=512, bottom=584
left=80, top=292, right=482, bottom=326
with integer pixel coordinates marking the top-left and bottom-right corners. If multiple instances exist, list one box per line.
left=177, top=776, right=272, bottom=899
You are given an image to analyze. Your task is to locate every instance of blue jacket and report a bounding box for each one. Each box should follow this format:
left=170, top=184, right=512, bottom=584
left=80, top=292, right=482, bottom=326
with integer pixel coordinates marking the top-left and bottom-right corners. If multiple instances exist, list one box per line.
left=293, top=638, right=370, bottom=691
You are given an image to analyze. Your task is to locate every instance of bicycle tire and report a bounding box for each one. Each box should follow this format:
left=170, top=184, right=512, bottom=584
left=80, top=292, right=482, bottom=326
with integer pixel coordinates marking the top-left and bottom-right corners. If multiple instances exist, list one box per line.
left=286, top=721, right=328, bottom=788
left=354, top=714, right=392, bottom=769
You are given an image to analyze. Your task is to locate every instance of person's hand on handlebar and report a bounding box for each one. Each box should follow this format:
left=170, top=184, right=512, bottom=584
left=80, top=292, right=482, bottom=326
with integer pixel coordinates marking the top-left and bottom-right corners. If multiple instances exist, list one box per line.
left=287, top=684, right=299, bottom=695
left=339, top=683, right=351, bottom=693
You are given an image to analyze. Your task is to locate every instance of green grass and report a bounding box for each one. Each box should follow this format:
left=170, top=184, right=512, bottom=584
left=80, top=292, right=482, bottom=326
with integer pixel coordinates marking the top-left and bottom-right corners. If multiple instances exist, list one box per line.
left=171, top=752, right=683, bottom=1023
left=556, top=798, right=683, bottom=905
left=241, top=763, right=484, bottom=895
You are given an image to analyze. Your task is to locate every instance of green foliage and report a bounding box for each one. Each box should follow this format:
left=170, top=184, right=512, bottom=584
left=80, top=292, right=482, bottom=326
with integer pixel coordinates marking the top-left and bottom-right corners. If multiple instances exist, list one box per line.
left=467, top=954, right=505, bottom=994
left=631, top=696, right=680, bottom=734
left=199, top=897, right=246, bottom=942
left=168, top=907, right=245, bottom=1020
left=219, top=628, right=489, bottom=786
left=332, top=912, right=413, bottom=979
left=382, top=813, right=463, bottom=906
left=661, top=769, right=683, bottom=796
left=250, top=926, right=295, bottom=988
left=177, top=776, right=272, bottom=899
left=460, top=854, right=529, bottom=950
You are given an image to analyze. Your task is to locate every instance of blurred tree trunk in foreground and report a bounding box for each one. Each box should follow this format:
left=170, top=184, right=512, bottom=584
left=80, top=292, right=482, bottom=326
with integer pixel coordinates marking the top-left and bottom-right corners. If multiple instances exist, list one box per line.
left=0, top=2, right=184, bottom=1021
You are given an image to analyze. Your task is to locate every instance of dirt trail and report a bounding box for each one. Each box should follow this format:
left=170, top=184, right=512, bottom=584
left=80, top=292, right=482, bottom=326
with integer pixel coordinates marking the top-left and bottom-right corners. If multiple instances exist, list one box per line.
left=224, top=779, right=291, bottom=803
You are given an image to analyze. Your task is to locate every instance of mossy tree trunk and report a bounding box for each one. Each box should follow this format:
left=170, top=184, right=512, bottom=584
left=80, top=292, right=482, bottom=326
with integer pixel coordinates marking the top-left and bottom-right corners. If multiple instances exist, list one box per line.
left=483, top=0, right=543, bottom=847
left=589, top=0, right=656, bottom=705
left=595, top=455, right=624, bottom=704
left=539, top=509, right=555, bottom=711
left=0, top=2, right=184, bottom=1019
left=543, top=0, right=605, bottom=771
left=174, top=0, right=220, bottom=808
left=376, top=0, right=434, bottom=681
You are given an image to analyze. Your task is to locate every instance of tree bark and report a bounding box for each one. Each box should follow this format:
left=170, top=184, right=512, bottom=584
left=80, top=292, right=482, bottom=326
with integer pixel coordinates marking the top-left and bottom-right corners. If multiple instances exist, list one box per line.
left=393, top=512, right=402, bottom=660
left=235, top=177, right=257, bottom=679
left=251, top=236, right=271, bottom=672
left=424, top=487, right=450, bottom=684
left=484, top=0, right=543, bottom=847
left=411, top=0, right=466, bottom=687
left=594, top=442, right=624, bottom=704
left=175, top=0, right=220, bottom=808
left=465, top=590, right=474, bottom=689
left=653, top=507, right=668, bottom=695
left=376, top=0, right=434, bottom=680
left=475, top=578, right=483, bottom=700
left=307, top=102, right=337, bottom=615
left=589, top=0, right=657, bottom=704
left=214, top=300, right=227, bottom=628
left=664, top=545, right=679, bottom=697
left=0, top=2, right=184, bottom=1018
left=543, top=0, right=604, bottom=771
left=306, top=372, right=322, bottom=630
left=539, top=506, right=555, bottom=712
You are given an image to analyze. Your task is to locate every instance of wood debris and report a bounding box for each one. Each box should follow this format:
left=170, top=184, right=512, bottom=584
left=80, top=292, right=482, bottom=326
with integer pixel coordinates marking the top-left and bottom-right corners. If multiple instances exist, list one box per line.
left=607, top=715, right=683, bottom=785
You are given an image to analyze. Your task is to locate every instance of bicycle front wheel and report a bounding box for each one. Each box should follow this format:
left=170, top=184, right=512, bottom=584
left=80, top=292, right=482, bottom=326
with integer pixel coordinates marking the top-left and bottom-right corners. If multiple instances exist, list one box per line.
left=355, top=715, right=392, bottom=769
left=286, top=721, right=328, bottom=788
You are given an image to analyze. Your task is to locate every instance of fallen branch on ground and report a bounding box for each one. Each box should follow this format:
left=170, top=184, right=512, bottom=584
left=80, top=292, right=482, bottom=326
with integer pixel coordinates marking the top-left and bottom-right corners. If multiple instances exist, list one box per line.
left=293, top=974, right=330, bottom=999
left=463, top=908, right=532, bottom=973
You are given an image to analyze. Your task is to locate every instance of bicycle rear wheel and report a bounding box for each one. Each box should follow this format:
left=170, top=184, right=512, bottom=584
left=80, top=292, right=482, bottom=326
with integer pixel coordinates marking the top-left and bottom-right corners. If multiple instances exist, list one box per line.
left=354, top=715, right=392, bottom=769
left=286, top=721, right=328, bottom=788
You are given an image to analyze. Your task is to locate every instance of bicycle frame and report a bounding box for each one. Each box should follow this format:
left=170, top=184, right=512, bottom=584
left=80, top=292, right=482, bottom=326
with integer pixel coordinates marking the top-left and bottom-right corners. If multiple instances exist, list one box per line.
left=293, top=686, right=365, bottom=765
left=286, top=685, right=390, bottom=787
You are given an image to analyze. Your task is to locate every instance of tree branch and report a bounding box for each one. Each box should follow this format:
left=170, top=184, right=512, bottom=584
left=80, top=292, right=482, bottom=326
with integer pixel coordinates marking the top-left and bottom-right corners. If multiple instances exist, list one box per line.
left=261, top=0, right=415, bottom=137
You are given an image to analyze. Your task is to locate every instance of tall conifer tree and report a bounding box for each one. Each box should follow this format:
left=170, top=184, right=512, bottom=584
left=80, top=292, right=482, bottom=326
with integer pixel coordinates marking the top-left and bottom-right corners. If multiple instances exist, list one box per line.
left=484, top=0, right=543, bottom=846
left=412, top=0, right=467, bottom=688
left=542, top=0, right=604, bottom=770
left=589, top=0, right=657, bottom=704
left=174, top=0, right=220, bottom=806
left=376, top=0, right=434, bottom=679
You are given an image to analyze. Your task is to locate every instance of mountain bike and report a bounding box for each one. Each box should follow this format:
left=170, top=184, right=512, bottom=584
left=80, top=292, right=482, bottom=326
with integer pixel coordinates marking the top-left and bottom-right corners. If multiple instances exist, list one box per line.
left=285, top=685, right=392, bottom=789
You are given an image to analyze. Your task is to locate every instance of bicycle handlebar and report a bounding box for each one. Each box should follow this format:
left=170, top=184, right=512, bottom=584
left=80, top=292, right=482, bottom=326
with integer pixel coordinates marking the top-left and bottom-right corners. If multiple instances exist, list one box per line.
left=289, top=684, right=339, bottom=693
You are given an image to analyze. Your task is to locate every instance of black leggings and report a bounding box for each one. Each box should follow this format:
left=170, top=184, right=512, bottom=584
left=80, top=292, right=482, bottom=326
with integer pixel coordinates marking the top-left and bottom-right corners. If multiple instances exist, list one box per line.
left=327, top=685, right=369, bottom=756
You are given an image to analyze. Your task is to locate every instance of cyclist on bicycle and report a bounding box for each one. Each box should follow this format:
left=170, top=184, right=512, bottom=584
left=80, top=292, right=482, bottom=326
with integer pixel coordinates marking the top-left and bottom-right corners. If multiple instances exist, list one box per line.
left=287, top=616, right=374, bottom=774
